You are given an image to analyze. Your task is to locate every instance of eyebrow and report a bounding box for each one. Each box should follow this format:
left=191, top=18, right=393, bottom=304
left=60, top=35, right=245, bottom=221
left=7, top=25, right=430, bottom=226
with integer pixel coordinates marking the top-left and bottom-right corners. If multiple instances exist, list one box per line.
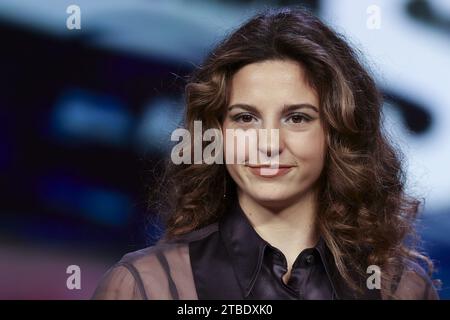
left=227, top=103, right=319, bottom=114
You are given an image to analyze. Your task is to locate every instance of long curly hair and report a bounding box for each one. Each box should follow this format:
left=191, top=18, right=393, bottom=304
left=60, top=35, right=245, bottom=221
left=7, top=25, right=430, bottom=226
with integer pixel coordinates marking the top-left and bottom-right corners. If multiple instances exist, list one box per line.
left=150, top=6, right=436, bottom=298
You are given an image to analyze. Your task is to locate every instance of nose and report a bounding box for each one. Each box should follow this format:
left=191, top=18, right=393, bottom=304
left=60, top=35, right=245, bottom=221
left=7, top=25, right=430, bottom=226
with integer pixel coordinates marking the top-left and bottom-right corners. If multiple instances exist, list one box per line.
left=258, top=121, right=283, bottom=162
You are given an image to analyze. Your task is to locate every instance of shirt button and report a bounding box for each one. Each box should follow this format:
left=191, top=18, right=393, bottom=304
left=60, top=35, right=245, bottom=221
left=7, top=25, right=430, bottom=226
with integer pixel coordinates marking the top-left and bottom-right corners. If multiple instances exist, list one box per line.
left=305, top=254, right=315, bottom=265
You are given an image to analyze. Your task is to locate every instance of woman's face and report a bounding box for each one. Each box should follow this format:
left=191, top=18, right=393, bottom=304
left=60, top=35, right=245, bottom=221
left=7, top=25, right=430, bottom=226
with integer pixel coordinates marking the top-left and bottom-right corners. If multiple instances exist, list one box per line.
left=222, top=59, right=326, bottom=207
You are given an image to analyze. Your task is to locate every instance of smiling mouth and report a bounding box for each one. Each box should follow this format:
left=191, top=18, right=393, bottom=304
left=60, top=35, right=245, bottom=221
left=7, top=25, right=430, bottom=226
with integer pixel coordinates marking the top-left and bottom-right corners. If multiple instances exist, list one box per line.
left=245, top=165, right=295, bottom=178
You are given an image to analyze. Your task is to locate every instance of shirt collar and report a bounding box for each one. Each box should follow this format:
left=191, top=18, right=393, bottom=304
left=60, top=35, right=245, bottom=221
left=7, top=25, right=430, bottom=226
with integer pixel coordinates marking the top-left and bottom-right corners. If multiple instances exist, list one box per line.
left=219, top=196, right=265, bottom=297
left=219, top=196, right=337, bottom=298
left=218, top=196, right=381, bottom=299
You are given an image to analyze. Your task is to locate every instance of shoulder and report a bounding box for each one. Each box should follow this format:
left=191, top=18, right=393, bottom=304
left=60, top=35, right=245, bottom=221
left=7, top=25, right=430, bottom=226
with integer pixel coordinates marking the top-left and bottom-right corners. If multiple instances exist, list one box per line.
left=390, top=260, right=440, bottom=300
left=117, top=222, right=219, bottom=273
left=157, top=221, right=219, bottom=245
left=119, top=221, right=219, bottom=264
left=92, top=222, right=219, bottom=300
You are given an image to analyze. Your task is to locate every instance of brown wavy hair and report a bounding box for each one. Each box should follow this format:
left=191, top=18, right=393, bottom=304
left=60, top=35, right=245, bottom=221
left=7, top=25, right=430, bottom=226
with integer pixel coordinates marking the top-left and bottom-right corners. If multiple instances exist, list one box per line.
left=149, top=6, right=436, bottom=298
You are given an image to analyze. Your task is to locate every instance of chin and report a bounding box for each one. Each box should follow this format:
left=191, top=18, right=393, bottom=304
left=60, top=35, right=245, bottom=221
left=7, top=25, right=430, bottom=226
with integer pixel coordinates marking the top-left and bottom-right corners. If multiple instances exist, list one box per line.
left=247, top=187, right=296, bottom=204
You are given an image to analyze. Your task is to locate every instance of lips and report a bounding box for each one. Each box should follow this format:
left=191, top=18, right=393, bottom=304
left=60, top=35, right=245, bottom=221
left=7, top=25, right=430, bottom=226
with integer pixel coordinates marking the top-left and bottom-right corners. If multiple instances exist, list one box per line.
left=246, top=165, right=294, bottom=177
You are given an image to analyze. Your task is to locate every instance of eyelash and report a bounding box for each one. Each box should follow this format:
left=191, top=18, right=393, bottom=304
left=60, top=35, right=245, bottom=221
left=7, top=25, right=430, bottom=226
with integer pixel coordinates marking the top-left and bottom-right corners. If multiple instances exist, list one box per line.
left=232, top=113, right=256, bottom=123
left=231, top=112, right=312, bottom=124
left=286, top=113, right=312, bottom=124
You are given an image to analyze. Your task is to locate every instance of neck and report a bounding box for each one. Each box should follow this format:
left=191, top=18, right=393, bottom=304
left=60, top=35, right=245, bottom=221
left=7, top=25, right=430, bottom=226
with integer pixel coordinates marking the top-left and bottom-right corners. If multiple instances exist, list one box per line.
left=237, top=189, right=320, bottom=275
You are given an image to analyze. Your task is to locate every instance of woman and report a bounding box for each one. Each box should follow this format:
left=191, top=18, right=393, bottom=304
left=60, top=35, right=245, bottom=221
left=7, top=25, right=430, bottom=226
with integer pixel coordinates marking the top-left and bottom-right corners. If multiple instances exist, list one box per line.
left=92, top=7, right=439, bottom=300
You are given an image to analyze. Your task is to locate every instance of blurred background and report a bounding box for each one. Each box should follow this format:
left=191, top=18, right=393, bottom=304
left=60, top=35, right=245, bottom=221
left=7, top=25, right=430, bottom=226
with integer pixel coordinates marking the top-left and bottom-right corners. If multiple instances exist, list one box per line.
left=0, top=0, right=449, bottom=299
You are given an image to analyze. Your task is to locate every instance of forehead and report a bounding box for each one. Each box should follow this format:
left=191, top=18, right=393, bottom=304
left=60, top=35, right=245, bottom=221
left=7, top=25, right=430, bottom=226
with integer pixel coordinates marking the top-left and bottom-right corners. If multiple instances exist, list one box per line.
left=228, top=59, right=318, bottom=108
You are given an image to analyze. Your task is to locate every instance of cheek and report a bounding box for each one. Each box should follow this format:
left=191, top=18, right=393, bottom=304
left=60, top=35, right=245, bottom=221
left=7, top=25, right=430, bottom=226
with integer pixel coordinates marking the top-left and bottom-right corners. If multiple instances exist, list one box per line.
left=222, top=122, right=252, bottom=163
left=285, top=127, right=326, bottom=164
left=221, top=122, right=232, bottom=160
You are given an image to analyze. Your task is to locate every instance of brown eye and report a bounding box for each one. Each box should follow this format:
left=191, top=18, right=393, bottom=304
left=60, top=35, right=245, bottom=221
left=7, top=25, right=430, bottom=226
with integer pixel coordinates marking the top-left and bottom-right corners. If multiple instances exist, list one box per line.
left=241, top=114, right=253, bottom=122
left=232, top=113, right=257, bottom=123
left=291, top=115, right=305, bottom=123
left=286, top=113, right=311, bottom=124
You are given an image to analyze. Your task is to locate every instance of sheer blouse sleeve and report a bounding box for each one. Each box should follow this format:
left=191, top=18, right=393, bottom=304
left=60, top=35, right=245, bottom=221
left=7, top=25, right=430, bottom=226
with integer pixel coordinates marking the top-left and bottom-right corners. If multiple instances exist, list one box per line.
left=387, top=261, right=440, bottom=300
left=91, top=240, right=198, bottom=300
left=91, top=263, right=147, bottom=300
